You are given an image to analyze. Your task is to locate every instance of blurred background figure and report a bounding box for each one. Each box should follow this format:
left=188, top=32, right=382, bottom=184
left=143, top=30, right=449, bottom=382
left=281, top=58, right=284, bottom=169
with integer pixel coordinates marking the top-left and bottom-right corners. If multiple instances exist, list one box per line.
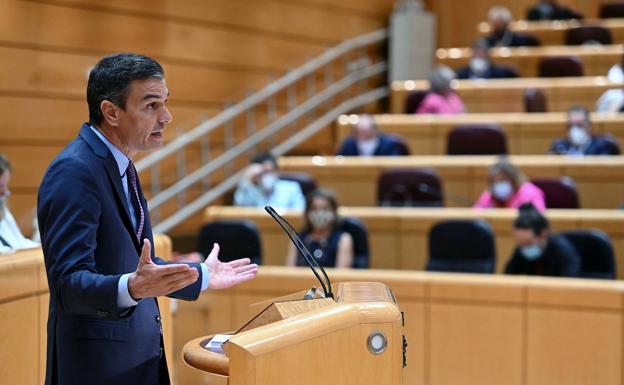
left=505, top=203, right=581, bottom=277
left=550, top=106, right=620, bottom=155
left=456, top=39, right=519, bottom=80
left=337, top=114, right=408, bottom=156
left=415, top=65, right=465, bottom=114
left=474, top=158, right=546, bottom=210
left=485, top=6, right=540, bottom=47
left=286, top=189, right=353, bottom=268
left=526, top=0, right=583, bottom=21
left=234, top=152, right=305, bottom=210
left=0, top=154, right=39, bottom=254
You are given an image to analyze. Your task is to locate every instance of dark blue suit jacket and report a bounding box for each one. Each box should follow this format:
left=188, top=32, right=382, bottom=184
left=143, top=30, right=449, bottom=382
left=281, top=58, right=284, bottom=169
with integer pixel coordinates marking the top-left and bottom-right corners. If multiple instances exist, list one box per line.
left=336, top=134, right=408, bottom=156
left=38, top=124, right=204, bottom=385
left=549, top=135, right=621, bottom=155
left=456, top=64, right=519, bottom=80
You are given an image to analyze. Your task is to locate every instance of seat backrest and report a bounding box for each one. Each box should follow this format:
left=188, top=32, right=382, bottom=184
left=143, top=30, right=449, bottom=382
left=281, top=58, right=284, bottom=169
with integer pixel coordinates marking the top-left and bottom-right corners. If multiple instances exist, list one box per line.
left=427, top=220, right=496, bottom=273
left=340, top=217, right=370, bottom=268
left=198, top=220, right=262, bottom=264
left=279, top=172, right=318, bottom=197
left=405, top=90, right=428, bottom=113
left=565, top=26, right=613, bottom=45
left=377, top=167, right=444, bottom=207
left=600, top=3, right=624, bottom=18
left=559, top=230, right=616, bottom=279
left=447, top=124, right=508, bottom=155
left=538, top=56, right=584, bottom=77
left=524, top=88, right=548, bottom=112
left=531, top=176, right=580, bottom=209
left=598, top=134, right=622, bottom=155
left=388, top=134, right=411, bottom=155
left=521, top=34, right=542, bottom=47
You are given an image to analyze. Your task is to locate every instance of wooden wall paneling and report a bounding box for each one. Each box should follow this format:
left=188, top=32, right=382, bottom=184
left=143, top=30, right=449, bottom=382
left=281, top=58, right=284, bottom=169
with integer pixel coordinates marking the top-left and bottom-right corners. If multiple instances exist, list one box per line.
left=0, top=297, right=40, bottom=385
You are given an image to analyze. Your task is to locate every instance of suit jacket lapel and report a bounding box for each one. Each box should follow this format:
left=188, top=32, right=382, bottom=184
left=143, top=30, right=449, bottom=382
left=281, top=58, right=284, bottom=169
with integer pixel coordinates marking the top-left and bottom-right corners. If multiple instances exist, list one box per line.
left=79, top=124, right=141, bottom=250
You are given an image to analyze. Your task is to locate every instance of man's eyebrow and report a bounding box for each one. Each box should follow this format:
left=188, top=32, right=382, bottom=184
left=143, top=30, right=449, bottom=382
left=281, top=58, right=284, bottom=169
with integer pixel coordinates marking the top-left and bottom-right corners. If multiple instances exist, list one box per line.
left=141, top=93, right=165, bottom=101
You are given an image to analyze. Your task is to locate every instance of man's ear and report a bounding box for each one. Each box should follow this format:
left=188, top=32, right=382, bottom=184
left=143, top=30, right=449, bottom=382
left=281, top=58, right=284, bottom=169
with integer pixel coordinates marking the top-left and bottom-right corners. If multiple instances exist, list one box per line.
left=100, top=100, right=119, bottom=127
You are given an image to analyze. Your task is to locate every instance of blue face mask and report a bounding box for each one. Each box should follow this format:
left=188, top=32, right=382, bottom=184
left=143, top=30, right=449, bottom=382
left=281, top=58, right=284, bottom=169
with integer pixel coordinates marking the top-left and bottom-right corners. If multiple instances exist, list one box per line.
left=520, top=244, right=543, bottom=261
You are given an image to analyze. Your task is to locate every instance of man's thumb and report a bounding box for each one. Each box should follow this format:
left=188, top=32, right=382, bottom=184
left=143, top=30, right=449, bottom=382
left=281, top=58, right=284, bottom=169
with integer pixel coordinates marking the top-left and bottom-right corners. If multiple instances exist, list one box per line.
left=138, top=239, right=152, bottom=266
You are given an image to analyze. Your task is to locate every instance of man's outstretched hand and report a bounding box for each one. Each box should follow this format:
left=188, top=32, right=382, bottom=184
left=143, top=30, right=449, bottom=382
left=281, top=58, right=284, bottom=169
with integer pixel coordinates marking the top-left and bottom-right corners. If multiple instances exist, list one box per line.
left=203, top=243, right=258, bottom=289
left=128, top=239, right=199, bottom=300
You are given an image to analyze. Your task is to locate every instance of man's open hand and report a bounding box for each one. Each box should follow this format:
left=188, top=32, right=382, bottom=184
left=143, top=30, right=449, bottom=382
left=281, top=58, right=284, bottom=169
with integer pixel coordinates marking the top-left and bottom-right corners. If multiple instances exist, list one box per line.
left=204, top=243, right=258, bottom=289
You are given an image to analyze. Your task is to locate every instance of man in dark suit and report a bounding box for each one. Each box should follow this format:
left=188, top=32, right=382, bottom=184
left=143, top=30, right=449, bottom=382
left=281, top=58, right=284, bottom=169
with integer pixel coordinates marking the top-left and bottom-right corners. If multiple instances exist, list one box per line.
left=336, top=114, right=408, bottom=156
left=37, top=53, right=258, bottom=385
left=485, top=6, right=540, bottom=47
left=549, top=106, right=621, bottom=156
left=527, top=0, right=583, bottom=20
left=456, top=39, right=519, bottom=80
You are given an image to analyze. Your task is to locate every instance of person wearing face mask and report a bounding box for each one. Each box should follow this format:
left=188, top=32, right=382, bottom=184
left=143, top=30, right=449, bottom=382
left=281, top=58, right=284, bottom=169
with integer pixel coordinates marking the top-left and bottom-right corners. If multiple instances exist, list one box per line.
left=456, top=39, right=519, bottom=80
left=484, top=6, right=540, bottom=48
left=336, top=114, right=408, bottom=156
left=505, top=203, right=581, bottom=277
left=474, top=158, right=546, bottom=211
left=415, top=65, right=466, bottom=115
left=549, top=106, right=620, bottom=155
left=233, top=152, right=305, bottom=210
left=286, top=189, right=353, bottom=268
left=526, top=0, right=583, bottom=21
left=0, top=154, right=39, bottom=254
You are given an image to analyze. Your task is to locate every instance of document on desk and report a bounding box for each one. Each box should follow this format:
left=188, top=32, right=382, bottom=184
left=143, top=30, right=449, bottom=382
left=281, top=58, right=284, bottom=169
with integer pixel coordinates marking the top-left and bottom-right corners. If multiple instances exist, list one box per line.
left=205, top=334, right=233, bottom=350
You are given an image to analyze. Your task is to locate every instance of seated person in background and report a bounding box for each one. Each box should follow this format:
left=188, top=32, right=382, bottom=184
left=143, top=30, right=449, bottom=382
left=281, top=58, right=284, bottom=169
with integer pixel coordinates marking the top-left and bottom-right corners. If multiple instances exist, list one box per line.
left=549, top=106, right=620, bottom=155
left=0, top=154, right=39, bottom=254
left=234, top=152, right=305, bottom=210
left=474, top=158, right=546, bottom=210
left=527, top=0, right=583, bottom=20
left=336, top=114, right=406, bottom=156
left=286, top=189, right=353, bottom=268
left=485, top=6, right=539, bottom=47
left=608, top=51, right=624, bottom=83
left=597, top=57, right=624, bottom=113
left=505, top=203, right=581, bottom=277
left=415, top=65, right=465, bottom=115
left=456, top=38, right=519, bottom=80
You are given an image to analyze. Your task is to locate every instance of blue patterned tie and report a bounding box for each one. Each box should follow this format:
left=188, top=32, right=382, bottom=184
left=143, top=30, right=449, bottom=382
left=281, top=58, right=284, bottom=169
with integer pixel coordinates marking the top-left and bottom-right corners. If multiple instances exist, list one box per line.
left=126, top=161, right=145, bottom=243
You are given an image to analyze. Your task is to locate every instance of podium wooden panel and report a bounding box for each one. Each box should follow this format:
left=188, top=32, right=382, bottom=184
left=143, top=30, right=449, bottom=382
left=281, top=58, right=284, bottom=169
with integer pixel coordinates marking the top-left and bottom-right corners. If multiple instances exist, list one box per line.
left=390, top=77, right=621, bottom=114
left=174, top=267, right=624, bottom=385
left=279, top=155, right=624, bottom=209
left=183, top=281, right=404, bottom=385
left=336, top=113, right=624, bottom=155
left=437, top=45, right=623, bottom=78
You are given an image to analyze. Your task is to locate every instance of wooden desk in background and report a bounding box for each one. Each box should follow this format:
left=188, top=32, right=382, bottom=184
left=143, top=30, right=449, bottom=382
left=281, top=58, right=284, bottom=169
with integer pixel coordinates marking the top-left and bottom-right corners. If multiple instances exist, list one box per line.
left=0, top=235, right=174, bottom=385
left=478, top=18, right=624, bottom=46
left=437, top=45, right=622, bottom=77
left=390, top=76, right=621, bottom=114
left=203, top=206, right=624, bottom=278
left=337, top=112, right=624, bottom=155
left=279, top=155, right=624, bottom=209
left=174, top=267, right=624, bottom=385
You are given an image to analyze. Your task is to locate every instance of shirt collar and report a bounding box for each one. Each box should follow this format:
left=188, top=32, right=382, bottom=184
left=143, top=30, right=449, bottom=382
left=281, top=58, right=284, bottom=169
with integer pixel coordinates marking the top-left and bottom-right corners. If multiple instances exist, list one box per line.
left=89, top=125, right=130, bottom=177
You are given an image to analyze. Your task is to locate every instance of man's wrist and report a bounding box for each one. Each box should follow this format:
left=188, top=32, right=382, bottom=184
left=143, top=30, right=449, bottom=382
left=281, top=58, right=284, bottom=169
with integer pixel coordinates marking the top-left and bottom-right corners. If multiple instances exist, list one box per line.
left=127, top=273, right=141, bottom=301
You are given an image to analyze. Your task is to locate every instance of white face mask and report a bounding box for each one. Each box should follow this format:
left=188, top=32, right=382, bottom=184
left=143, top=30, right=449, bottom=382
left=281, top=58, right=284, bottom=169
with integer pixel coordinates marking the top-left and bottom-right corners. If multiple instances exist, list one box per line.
left=260, top=173, right=278, bottom=192
left=470, top=57, right=489, bottom=75
left=357, top=137, right=379, bottom=157
left=520, top=244, right=543, bottom=261
left=568, top=126, right=590, bottom=147
left=491, top=181, right=513, bottom=201
left=308, top=210, right=335, bottom=230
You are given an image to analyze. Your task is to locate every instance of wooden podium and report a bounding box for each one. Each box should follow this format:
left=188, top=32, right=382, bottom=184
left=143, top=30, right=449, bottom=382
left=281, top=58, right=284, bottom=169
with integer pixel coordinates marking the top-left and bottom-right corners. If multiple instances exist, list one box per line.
left=183, top=281, right=406, bottom=385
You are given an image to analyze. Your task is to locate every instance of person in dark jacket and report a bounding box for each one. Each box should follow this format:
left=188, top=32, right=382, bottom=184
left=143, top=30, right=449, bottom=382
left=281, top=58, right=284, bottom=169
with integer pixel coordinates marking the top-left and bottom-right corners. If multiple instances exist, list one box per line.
left=549, top=106, right=620, bottom=155
left=527, top=0, right=583, bottom=20
left=456, top=39, right=519, bottom=80
left=337, top=114, right=408, bottom=156
left=505, top=203, right=581, bottom=277
left=485, top=6, right=540, bottom=47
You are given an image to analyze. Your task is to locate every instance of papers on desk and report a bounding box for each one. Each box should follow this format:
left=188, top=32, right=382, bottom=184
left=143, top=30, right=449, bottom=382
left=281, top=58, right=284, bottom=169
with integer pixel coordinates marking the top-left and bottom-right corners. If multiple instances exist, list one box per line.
left=205, top=334, right=233, bottom=350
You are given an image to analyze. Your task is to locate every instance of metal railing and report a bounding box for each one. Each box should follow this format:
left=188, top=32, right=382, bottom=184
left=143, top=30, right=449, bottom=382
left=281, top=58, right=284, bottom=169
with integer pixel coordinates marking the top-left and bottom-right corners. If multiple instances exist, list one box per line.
left=136, top=29, right=389, bottom=233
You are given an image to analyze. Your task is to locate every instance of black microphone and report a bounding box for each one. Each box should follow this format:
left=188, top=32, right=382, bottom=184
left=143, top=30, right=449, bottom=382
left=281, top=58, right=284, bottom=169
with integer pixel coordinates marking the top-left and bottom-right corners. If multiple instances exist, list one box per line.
left=417, top=183, right=474, bottom=206
left=264, top=206, right=334, bottom=299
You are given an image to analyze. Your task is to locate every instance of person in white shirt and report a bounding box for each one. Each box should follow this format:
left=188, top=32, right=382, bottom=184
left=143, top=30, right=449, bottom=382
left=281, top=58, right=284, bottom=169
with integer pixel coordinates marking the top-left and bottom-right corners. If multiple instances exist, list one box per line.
left=233, top=152, right=306, bottom=210
left=0, top=154, right=39, bottom=254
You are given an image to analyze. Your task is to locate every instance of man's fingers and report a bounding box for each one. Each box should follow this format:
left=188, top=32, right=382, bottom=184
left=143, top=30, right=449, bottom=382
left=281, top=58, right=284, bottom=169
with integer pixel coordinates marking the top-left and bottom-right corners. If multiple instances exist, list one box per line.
left=207, top=243, right=220, bottom=260
left=164, top=270, right=200, bottom=292
left=233, top=273, right=257, bottom=285
left=157, top=264, right=197, bottom=279
left=234, top=264, right=258, bottom=275
left=227, top=258, right=251, bottom=268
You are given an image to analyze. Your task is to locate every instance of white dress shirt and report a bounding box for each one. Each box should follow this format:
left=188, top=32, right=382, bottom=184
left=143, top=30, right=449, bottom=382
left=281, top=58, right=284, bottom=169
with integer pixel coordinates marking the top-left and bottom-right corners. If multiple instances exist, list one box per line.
left=0, top=206, right=39, bottom=254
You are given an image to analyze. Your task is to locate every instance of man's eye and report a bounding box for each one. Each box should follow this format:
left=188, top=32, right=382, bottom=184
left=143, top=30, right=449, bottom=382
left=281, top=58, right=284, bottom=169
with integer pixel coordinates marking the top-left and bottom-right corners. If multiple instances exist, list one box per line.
left=147, top=102, right=157, bottom=109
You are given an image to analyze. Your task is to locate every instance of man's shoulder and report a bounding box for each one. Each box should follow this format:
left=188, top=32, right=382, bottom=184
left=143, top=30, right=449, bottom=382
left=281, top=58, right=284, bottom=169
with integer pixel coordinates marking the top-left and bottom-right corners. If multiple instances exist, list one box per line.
left=276, top=179, right=302, bottom=192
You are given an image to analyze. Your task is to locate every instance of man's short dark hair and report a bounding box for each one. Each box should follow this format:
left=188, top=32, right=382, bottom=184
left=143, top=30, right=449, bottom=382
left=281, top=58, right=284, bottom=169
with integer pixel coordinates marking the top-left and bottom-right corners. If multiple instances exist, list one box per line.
left=251, top=152, right=278, bottom=169
left=87, top=53, right=164, bottom=125
left=514, top=203, right=549, bottom=236
left=0, top=153, right=11, bottom=176
left=567, top=105, right=591, bottom=125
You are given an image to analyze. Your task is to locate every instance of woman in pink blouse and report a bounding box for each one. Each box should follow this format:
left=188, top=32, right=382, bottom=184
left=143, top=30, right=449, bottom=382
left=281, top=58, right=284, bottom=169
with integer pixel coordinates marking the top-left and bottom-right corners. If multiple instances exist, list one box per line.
left=416, top=65, right=466, bottom=115
left=474, top=158, right=546, bottom=211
